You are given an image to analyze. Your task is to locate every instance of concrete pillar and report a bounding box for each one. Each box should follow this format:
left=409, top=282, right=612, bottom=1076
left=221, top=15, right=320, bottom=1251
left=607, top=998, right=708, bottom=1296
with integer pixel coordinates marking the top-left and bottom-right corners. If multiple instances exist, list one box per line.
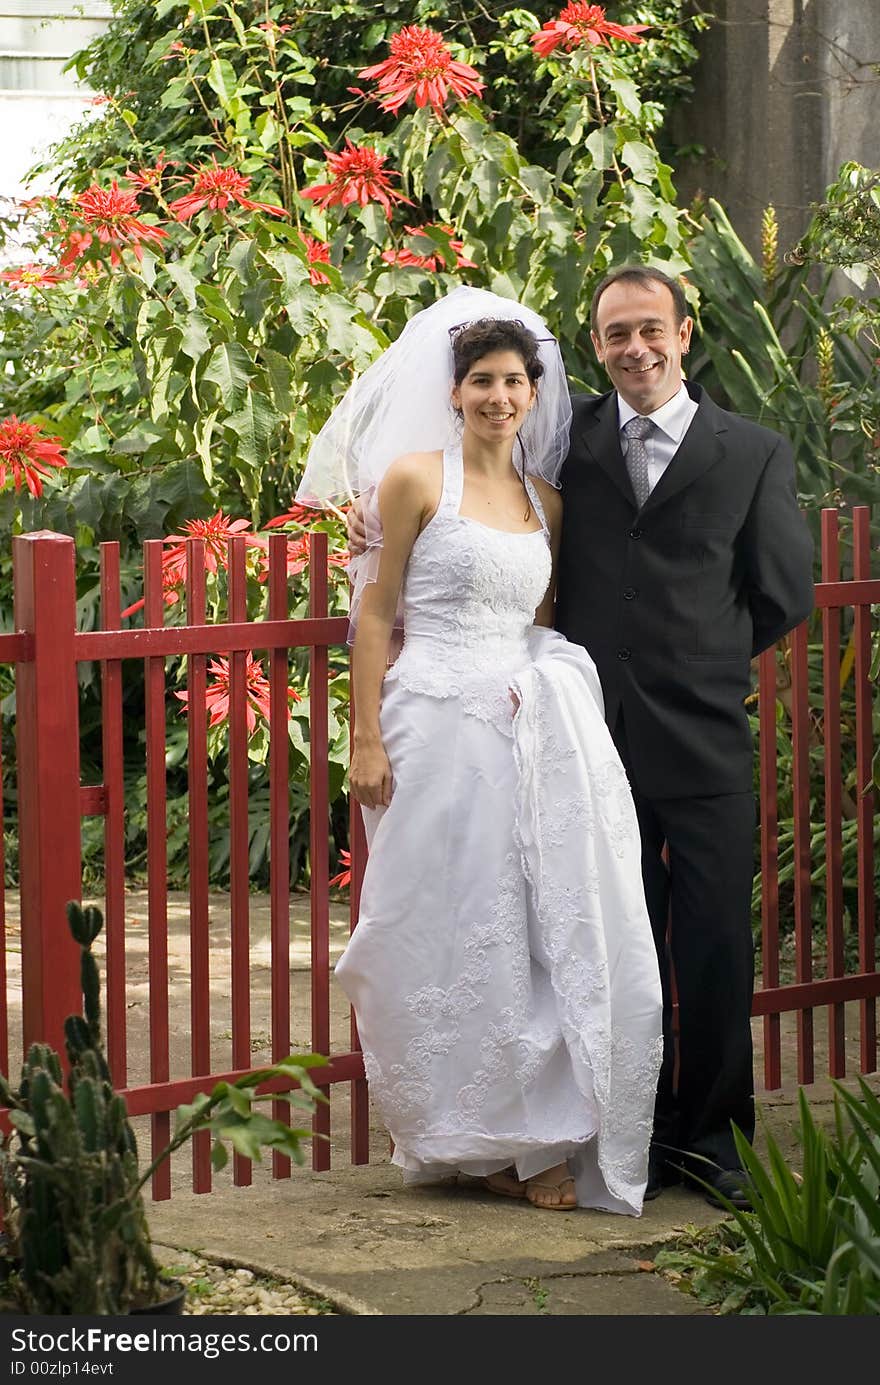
left=671, top=0, right=879, bottom=257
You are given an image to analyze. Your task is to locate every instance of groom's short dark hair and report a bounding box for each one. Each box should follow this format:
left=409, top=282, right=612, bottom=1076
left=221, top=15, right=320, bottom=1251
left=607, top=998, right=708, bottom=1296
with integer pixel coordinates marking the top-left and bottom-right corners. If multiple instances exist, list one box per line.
left=590, top=265, right=690, bottom=331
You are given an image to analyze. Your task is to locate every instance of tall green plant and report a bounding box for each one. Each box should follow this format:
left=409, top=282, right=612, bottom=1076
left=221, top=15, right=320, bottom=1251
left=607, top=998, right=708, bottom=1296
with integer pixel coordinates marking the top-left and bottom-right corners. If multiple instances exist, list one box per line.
left=686, top=198, right=880, bottom=520
left=656, top=1079, right=880, bottom=1315
left=1, top=2, right=703, bottom=891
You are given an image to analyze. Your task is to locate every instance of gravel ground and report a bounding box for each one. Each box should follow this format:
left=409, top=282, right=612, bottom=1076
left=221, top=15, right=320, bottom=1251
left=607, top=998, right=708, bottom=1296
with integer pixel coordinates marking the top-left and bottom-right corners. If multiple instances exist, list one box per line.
left=156, top=1247, right=338, bottom=1316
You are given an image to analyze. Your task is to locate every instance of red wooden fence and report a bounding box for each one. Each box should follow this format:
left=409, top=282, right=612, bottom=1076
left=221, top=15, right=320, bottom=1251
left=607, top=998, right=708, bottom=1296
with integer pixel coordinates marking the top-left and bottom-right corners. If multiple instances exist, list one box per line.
left=755, top=505, right=879, bottom=1087
left=0, top=527, right=368, bottom=1200
left=0, top=508, right=878, bottom=1201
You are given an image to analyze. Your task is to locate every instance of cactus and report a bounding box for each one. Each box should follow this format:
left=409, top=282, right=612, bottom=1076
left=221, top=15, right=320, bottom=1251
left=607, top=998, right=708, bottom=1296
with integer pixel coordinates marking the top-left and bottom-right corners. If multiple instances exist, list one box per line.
left=1, top=903, right=163, bottom=1313
left=0, top=901, right=328, bottom=1314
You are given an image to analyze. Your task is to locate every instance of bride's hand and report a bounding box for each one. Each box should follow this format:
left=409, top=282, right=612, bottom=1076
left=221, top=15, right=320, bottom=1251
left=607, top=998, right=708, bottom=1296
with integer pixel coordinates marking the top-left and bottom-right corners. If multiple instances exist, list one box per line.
left=350, top=741, right=393, bottom=810
left=347, top=497, right=367, bottom=557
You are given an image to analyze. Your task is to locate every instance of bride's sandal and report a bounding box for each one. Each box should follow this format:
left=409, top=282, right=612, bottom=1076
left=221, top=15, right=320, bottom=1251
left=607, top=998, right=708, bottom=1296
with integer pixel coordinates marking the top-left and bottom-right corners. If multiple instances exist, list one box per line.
left=481, top=1166, right=528, bottom=1199
left=526, top=1168, right=577, bottom=1211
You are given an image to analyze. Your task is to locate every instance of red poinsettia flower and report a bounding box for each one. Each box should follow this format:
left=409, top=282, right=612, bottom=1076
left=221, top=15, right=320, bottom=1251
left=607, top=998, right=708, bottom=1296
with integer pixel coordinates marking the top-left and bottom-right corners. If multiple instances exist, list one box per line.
left=252, top=532, right=349, bottom=582
left=126, top=153, right=176, bottom=193
left=161, top=40, right=190, bottom=62
left=329, top=849, right=352, bottom=890
left=74, top=181, right=169, bottom=262
left=0, top=262, right=67, bottom=290
left=0, top=415, right=67, bottom=497
left=57, top=228, right=93, bottom=268
left=299, top=232, right=332, bottom=285
left=175, top=654, right=301, bottom=735
left=358, top=25, right=484, bottom=116
left=168, top=158, right=287, bottom=220
left=530, top=3, right=649, bottom=58
left=120, top=511, right=258, bottom=618
left=163, top=510, right=256, bottom=586
left=263, top=500, right=324, bottom=529
left=382, top=224, right=476, bottom=272
left=301, top=140, right=410, bottom=216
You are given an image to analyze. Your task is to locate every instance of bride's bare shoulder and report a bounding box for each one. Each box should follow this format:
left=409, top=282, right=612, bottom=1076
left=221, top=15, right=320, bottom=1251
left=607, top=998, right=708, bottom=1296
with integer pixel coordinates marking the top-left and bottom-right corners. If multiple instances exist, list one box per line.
left=380, top=451, right=443, bottom=501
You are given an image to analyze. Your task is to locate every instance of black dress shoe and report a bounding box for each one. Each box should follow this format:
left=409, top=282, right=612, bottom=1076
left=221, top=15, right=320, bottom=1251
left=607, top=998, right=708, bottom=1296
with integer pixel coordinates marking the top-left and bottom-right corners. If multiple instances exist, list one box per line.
left=644, top=1149, right=681, bottom=1201
left=701, top=1167, right=753, bottom=1211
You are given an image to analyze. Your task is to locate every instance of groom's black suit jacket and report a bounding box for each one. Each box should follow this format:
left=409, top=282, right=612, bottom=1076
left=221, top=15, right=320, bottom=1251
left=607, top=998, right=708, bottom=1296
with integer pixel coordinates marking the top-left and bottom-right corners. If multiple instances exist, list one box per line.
left=555, top=382, right=815, bottom=799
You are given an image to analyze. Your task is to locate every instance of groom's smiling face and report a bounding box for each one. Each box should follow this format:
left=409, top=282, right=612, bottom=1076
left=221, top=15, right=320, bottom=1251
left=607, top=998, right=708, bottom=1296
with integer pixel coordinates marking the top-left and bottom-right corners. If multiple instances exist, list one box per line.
left=591, top=278, right=693, bottom=415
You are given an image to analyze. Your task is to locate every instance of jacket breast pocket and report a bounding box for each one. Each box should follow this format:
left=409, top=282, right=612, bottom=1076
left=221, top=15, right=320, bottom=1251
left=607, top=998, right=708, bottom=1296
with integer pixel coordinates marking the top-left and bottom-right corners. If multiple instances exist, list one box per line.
left=681, top=512, right=741, bottom=535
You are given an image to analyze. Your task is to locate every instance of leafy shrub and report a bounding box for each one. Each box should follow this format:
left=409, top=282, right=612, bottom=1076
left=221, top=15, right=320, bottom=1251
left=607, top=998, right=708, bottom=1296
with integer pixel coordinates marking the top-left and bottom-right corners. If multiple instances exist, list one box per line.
left=656, top=1078, right=880, bottom=1315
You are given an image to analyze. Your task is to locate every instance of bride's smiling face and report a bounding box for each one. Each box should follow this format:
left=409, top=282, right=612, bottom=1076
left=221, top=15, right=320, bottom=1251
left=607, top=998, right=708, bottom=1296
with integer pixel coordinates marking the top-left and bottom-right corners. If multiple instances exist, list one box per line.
left=451, top=349, right=536, bottom=444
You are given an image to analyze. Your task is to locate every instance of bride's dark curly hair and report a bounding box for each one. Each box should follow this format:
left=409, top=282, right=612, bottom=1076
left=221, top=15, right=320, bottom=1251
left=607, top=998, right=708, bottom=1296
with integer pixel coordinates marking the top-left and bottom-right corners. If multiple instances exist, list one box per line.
left=449, top=318, right=543, bottom=522
left=449, top=317, right=544, bottom=387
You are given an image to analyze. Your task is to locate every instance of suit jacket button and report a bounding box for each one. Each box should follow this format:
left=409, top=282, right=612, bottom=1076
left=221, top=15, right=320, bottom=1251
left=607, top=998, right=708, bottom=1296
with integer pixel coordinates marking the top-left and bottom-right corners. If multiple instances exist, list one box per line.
left=629, top=527, right=642, bottom=539
left=623, top=587, right=637, bottom=600
left=617, top=647, right=631, bottom=661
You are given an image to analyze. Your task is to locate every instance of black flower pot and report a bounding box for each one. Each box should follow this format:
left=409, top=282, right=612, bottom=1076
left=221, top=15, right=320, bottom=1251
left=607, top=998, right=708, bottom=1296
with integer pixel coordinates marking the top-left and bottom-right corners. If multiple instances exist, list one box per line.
left=129, top=1279, right=186, bottom=1316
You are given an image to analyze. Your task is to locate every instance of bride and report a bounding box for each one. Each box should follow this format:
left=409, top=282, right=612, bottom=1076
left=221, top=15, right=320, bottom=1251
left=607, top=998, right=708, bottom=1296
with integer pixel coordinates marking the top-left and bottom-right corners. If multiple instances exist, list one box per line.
left=298, top=288, right=662, bottom=1214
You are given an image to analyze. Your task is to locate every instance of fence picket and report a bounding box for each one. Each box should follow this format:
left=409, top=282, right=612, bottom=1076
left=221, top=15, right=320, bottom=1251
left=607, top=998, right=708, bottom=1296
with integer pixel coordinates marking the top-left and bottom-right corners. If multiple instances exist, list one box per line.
left=268, top=533, right=293, bottom=1180
left=227, top=536, right=252, bottom=1187
left=820, top=511, right=846, bottom=1076
left=309, top=532, right=331, bottom=1172
left=100, top=543, right=127, bottom=1088
left=853, top=509, right=877, bottom=1071
left=758, top=645, right=781, bottom=1089
left=143, top=539, right=171, bottom=1200
left=185, top=538, right=212, bottom=1193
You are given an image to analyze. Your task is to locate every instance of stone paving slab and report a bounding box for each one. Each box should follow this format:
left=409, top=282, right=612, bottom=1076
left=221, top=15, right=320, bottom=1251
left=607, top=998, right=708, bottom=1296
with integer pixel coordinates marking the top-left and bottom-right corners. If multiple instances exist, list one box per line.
left=146, top=1155, right=724, bottom=1316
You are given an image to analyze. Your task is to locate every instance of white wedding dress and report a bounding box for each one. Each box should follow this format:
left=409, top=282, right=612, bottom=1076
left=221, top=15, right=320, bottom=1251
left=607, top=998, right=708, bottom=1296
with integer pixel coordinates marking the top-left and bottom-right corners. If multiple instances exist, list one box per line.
left=336, top=446, right=663, bottom=1215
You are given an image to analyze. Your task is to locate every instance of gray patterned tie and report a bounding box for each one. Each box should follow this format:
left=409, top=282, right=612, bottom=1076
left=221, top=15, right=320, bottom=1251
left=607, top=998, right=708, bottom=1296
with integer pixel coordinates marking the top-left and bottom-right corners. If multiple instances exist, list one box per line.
left=622, top=415, right=653, bottom=509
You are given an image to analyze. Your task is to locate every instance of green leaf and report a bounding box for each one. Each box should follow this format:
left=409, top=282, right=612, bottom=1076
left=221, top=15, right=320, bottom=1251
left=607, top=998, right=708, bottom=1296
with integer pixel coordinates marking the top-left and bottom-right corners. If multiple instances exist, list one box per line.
left=472, top=160, right=502, bottom=210
left=157, top=459, right=210, bottom=525
left=194, top=409, right=219, bottom=485
left=262, top=347, right=294, bottom=414
left=627, top=184, right=660, bottom=239
left=180, top=311, right=212, bottom=364
left=203, top=341, right=255, bottom=408
left=166, top=260, right=198, bottom=310
left=621, top=140, right=657, bottom=186
left=207, top=58, right=238, bottom=111
left=265, top=249, right=308, bottom=301
left=608, top=75, right=642, bottom=119
left=584, top=128, right=617, bottom=170
left=228, top=237, right=258, bottom=284
left=225, top=390, right=279, bottom=471
left=223, top=1085, right=253, bottom=1118
left=113, top=421, right=167, bottom=455
left=159, top=76, right=190, bottom=111
left=196, top=283, right=235, bottom=327
left=257, top=112, right=279, bottom=151
left=519, top=165, right=554, bottom=205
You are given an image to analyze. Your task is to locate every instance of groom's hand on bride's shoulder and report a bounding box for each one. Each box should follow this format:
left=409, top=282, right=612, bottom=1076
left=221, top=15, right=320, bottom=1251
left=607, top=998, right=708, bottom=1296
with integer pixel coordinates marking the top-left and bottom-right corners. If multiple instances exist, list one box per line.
left=347, top=497, right=367, bottom=556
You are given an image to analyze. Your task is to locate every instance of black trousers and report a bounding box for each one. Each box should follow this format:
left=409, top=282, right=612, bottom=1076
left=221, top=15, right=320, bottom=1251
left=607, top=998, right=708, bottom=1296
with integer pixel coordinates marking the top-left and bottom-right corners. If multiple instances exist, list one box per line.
left=615, top=719, right=757, bottom=1171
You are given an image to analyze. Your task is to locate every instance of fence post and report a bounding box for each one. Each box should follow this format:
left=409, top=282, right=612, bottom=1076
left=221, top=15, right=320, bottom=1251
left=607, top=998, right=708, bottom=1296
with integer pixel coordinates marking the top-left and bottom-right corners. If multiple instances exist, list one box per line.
left=13, top=531, right=82, bottom=1056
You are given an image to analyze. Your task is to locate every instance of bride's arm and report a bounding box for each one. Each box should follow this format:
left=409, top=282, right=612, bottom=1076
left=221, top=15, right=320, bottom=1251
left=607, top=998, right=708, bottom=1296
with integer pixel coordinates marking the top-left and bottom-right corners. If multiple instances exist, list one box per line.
left=350, top=457, right=430, bottom=810
left=533, top=481, right=563, bottom=629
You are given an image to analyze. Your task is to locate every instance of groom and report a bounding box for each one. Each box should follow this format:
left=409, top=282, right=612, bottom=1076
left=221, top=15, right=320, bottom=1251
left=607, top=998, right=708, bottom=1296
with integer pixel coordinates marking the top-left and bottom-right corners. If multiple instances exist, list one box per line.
left=559, top=265, right=814, bottom=1206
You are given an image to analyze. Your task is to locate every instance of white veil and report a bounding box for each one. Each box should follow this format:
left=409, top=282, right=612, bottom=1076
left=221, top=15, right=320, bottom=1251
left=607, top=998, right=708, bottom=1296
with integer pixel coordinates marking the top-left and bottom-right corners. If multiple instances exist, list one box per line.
left=296, top=285, right=573, bottom=637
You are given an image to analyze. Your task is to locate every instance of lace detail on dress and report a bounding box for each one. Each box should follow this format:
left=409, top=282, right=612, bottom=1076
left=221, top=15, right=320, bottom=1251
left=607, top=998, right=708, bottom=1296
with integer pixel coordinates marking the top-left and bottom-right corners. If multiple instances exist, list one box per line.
left=511, top=634, right=663, bottom=1211
left=370, top=848, right=560, bottom=1135
left=385, top=445, right=552, bottom=734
